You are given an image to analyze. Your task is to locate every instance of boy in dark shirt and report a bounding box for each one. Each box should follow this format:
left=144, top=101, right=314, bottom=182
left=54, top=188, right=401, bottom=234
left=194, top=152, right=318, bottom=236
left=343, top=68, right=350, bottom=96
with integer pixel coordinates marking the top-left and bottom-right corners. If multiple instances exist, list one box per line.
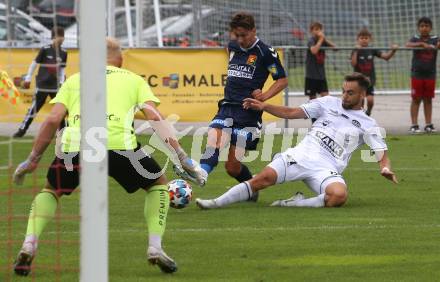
left=406, top=17, right=440, bottom=133
left=351, top=28, right=398, bottom=116
left=305, top=21, right=336, bottom=100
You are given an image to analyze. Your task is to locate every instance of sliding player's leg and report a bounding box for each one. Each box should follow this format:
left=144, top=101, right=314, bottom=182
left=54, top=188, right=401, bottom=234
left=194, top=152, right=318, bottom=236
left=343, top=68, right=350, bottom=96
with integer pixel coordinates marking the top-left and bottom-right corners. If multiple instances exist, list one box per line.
left=272, top=169, right=347, bottom=208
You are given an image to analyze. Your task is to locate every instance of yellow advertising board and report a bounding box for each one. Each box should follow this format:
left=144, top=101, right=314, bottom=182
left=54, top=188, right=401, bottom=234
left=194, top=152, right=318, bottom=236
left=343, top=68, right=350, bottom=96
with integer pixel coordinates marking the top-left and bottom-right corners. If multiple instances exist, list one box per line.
left=0, top=48, right=283, bottom=122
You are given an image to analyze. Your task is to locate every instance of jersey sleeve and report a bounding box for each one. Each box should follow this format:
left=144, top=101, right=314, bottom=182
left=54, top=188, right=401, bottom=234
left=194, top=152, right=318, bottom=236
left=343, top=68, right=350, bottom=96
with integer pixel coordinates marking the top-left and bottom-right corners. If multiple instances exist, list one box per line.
left=363, top=126, right=388, bottom=152
left=137, top=76, right=160, bottom=106
left=263, top=46, right=286, bottom=80
left=34, top=47, right=45, bottom=63
left=299, top=96, right=327, bottom=119
left=374, top=49, right=383, bottom=57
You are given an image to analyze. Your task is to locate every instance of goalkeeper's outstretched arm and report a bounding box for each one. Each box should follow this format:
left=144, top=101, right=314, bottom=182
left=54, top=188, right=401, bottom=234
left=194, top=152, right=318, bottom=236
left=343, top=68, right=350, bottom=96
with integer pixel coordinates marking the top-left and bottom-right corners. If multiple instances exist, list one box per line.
left=141, top=101, right=203, bottom=181
left=243, top=98, right=307, bottom=119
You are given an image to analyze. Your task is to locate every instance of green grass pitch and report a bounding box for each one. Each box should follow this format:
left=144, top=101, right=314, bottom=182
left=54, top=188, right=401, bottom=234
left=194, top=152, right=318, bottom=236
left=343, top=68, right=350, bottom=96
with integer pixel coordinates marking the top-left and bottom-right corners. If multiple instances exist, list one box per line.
left=1, top=134, right=439, bottom=281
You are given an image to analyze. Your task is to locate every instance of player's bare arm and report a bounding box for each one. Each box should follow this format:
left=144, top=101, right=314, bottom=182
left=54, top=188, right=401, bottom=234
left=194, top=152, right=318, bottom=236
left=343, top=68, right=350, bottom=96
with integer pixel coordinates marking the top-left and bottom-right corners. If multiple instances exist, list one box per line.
left=377, top=150, right=398, bottom=184
left=351, top=47, right=360, bottom=67
left=381, top=44, right=399, bottom=60
left=243, top=98, right=307, bottom=119
left=310, top=36, right=325, bottom=55
left=324, top=38, right=337, bottom=48
left=13, top=103, right=67, bottom=184
left=406, top=41, right=434, bottom=49
left=141, top=101, right=204, bottom=183
left=251, top=77, right=288, bottom=101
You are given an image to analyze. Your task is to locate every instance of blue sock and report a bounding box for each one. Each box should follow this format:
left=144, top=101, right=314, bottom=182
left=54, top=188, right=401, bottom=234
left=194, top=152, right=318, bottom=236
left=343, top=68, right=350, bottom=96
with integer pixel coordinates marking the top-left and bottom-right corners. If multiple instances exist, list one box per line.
left=200, top=147, right=220, bottom=174
left=234, top=164, right=253, bottom=183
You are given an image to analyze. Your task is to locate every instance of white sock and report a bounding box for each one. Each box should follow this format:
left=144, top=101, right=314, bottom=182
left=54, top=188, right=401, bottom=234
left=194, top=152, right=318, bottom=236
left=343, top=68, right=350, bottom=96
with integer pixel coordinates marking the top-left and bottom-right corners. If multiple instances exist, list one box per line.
left=23, top=234, right=38, bottom=253
left=148, top=234, right=162, bottom=250
left=214, top=182, right=253, bottom=207
left=285, top=193, right=325, bottom=207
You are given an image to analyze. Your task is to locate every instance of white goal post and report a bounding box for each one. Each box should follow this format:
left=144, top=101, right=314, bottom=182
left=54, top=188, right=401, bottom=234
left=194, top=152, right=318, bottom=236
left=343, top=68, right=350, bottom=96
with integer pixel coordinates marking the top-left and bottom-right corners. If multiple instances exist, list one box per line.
left=79, top=0, right=108, bottom=281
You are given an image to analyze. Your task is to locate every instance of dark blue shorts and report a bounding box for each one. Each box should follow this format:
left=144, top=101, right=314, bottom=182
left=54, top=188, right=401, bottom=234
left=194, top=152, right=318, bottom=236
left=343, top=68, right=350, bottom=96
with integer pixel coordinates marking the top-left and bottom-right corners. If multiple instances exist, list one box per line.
left=209, top=105, right=262, bottom=150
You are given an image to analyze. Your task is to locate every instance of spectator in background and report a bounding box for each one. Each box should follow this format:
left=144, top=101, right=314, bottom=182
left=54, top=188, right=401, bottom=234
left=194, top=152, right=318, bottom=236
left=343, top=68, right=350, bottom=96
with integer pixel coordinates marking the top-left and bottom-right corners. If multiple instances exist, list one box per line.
left=13, top=27, right=67, bottom=138
left=406, top=17, right=440, bottom=133
left=305, top=22, right=336, bottom=99
left=351, top=28, right=398, bottom=116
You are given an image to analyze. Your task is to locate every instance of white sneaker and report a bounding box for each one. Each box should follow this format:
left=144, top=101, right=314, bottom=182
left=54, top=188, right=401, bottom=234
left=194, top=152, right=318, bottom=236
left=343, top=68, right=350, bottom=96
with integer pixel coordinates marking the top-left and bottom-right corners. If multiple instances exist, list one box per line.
left=195, top=198, right=218, bottom=209
left=270, top=192, right=304, bottom=207
left=147, top=246, right=177, bottom=273
left=173, top=164, right=208, bottom=187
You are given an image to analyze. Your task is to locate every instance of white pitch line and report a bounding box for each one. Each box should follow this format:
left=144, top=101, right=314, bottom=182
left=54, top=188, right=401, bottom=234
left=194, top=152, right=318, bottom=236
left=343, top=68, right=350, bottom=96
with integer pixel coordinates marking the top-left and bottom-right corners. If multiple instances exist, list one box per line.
left=1, top=224, right=439, bottom=238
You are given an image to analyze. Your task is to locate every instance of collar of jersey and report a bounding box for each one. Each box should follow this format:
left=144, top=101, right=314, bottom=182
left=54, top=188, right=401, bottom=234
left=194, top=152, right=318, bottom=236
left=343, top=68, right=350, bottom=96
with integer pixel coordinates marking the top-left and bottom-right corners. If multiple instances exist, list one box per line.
left=239, top=37, right=259, bottom=52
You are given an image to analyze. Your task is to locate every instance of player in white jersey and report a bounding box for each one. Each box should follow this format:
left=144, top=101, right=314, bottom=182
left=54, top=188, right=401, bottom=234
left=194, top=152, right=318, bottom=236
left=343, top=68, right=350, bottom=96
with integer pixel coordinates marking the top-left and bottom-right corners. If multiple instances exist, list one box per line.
left=196, top=73, right=398, bottom=209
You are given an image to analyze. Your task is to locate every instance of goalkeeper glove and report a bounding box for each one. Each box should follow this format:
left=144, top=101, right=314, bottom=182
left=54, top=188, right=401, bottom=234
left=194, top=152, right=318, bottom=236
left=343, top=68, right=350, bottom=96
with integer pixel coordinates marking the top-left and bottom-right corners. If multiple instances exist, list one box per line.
left=13, top=151, right=41, bottom=185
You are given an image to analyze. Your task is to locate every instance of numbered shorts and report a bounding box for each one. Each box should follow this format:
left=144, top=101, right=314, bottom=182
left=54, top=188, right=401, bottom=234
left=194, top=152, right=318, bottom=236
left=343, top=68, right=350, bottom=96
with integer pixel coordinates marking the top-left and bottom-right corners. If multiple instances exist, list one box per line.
left=267, top=153, right=346, bottom=195
left=209, top=105, right=262, bottom=150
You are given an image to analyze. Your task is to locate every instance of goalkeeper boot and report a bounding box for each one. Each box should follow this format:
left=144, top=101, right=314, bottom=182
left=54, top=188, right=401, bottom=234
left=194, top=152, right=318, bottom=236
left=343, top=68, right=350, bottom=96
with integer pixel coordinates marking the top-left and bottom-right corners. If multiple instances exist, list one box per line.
left=195, top=198, right=218, bottom=209
left=147, top=246, right=178, bottom=273
left=270, top=192, right=304, bottom=207
left=173, top=164, right=208, bottom=187
left=13, top=246, right=34, bottom=276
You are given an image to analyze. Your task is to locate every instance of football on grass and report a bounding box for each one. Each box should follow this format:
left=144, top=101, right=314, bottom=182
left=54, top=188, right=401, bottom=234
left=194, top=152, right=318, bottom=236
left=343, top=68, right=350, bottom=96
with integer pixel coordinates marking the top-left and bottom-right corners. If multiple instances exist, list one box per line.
left=168, top=179, right=192, bottom=209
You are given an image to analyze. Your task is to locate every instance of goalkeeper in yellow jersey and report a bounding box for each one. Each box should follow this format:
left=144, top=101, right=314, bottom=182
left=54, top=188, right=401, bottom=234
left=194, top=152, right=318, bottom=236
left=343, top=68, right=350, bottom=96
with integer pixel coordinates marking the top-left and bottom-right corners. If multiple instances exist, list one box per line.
left=12, top=38, right=205, bottom=276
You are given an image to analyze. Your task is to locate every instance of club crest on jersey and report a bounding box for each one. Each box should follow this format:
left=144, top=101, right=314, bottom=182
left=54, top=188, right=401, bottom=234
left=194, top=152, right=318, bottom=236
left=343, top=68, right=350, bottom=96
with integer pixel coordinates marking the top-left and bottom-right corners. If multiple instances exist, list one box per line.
left=246, top=54, right=257, bottom=66
left=352, top=119, right=361, bottom=128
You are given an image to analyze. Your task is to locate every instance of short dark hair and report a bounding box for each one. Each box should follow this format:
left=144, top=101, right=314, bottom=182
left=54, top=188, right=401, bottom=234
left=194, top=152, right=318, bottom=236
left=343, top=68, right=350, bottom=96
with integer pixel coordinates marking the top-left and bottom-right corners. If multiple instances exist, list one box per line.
left=417, top=17, right=432, bottom=27
left=345, top=72, right=371, bottom=91
left=309, top=21, right=323, bottom=31
left=229, top=12, right=255, bottom=30
left=357, top=28, right=372, bottom=38
left=51, top=26, right=64, bottom=39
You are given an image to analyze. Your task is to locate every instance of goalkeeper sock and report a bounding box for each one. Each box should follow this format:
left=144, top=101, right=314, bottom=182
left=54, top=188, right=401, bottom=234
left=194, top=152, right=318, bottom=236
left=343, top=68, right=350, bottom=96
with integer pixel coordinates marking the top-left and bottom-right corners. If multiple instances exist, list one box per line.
left=215, top=181, right=252, bottom=207
left=24, top=191, right=58, bottom=251
left=233, top=164, right=252, bottom=183
left=144, top=185, right=169, bottom=250
left=200, top=146, right=220, bottom=174
left=285, top=193, right=325, bottom=207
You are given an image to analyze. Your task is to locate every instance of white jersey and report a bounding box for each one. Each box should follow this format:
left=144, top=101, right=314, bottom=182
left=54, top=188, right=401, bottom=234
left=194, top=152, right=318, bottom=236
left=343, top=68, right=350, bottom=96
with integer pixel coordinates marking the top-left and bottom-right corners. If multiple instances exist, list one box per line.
left=286, top=96, right=387, bottom=173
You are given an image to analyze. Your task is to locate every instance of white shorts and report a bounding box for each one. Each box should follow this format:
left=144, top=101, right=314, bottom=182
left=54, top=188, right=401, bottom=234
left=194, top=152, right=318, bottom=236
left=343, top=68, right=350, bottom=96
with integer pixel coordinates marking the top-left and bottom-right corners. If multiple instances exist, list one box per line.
left=268, top=153, right=346, bottom=195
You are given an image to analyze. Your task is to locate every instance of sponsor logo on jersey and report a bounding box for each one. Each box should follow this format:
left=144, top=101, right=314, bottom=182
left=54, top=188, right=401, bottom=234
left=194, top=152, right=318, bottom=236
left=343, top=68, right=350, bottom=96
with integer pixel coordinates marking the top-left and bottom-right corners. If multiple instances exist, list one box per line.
left=268, top=47, right=278, bottom=58
left=228, top=64, right=255, bottom=79
left=315, top=131, right=344, bottom=157
left=246, top=54, right=257, bottom=66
